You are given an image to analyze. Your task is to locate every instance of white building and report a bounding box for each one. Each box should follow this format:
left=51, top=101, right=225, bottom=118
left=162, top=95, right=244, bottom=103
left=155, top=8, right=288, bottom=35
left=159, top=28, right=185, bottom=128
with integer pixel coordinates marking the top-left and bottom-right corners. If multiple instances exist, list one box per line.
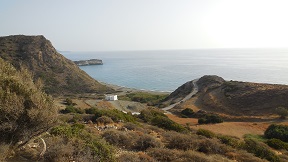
left=105, top=94, right=118, bottom=101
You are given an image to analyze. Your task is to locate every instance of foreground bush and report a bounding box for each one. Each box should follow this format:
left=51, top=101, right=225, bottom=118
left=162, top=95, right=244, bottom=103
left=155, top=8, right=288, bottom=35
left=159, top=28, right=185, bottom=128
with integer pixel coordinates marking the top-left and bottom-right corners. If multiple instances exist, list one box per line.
left=96, top=116, right=114, bottom=125
left=134, top=134, right=163, bottom=151
left=147, top=148, right=230, bottom=162
left=267, top=138, right=288, bottom=150
left=102, top=129, right=162, bottom=151
left=48, top=124, right=115, bottom=162
left=217, top=134, right=243, bottom=148
left=102, top=130, right=135, bottom=149
left=264, top=124, right=288, bottom=142
left=164, top=131, right=200, bottom=151
left=0, top=58, right=57, bottom=147
left=197, top=138, right=229, bottom=154
left=196, top=129, right=216, bottom=138
left=50, top=123, right=85, bottom=138
left=243, top=138, right=280, bottom=162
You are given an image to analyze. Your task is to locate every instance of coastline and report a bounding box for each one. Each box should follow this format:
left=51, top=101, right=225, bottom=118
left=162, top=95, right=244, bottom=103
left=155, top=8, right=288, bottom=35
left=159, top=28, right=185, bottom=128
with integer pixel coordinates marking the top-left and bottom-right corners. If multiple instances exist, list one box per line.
left=100, top=81, right=171, bottom=95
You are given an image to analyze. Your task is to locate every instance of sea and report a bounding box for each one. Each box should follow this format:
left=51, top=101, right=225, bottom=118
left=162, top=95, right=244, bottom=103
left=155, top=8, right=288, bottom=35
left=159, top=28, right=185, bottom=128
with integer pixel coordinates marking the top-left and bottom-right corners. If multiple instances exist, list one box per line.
left=62, top=48, right=288, bottom=92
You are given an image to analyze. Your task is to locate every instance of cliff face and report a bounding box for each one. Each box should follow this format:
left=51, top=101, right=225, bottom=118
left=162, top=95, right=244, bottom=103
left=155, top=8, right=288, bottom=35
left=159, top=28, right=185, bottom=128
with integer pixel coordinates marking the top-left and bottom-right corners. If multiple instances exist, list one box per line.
left=0, top=35, right=113, bottom=95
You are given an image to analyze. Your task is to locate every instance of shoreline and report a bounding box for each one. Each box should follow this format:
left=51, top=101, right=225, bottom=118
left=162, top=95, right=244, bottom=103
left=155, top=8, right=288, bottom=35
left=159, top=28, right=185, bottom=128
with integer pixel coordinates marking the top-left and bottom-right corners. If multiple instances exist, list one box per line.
left=100, top=81, right=171, bottom=95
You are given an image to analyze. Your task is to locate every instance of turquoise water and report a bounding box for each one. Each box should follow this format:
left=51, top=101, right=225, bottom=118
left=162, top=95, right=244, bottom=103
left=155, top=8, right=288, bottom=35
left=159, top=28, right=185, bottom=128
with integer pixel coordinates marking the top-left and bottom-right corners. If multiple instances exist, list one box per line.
left=62, top=49, right=288, bottom=92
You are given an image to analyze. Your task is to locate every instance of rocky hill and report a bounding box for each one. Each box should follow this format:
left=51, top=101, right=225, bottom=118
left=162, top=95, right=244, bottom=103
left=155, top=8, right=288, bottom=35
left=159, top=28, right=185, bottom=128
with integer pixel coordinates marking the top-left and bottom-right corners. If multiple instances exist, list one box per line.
left=0, top=35, right=113, bottom=95
left=167, top=75, right=288, bottom=116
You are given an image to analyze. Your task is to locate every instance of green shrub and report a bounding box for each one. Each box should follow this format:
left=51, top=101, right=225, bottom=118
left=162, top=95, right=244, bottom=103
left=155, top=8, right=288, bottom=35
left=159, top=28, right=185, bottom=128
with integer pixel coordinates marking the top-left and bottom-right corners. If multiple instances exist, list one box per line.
left=243, top=134, right=266, bottom=142
left=139, top=108, right=166, bottom=123
left=147, top=148, right=182, bottom=162
left=267, top=138, right=288, bottom=150
left=60, top=105, right=84, bottom=114
left=96, top=116, right=114, bottom=125
left=138, top=108, right=186, bottom=132
left=264, top=124, right=288, bottom=142
left=120, top=92, right=168, bottom=106
left=181, top=108, right=194, bottom=118
left=198, top=114, right=223, bottom=124
left=196, top=129, right=216, bottom=138
left=92, top=109, right=136, bottom=123
left=50, top=124, right=85, bottom=138
left=134, top=134, right=163, bottom=151
left=102, top=130, right=136, bottom=149
left=217, top=135, right=243, bottom=148
left=198, top=118, right=206, bottom=124
left=85, top=107, right=98, bottom=114
left=164, top=131, right=200, bottom=151
left=197, top=138, right=229, bottom=154
left=243, top=138, right=280, bottom=162
left=48, top=123, right=115, bottom=161
left=116, top=152, right=141, bottom=162
left=151, top=115, right=186, bottom=132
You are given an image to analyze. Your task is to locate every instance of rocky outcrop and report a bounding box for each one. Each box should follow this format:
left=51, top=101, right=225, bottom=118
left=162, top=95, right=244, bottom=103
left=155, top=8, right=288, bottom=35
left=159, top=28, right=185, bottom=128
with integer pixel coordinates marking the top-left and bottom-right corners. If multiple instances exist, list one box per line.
left=0, top=35, right=113, bottom=95
left=74, top=59, right=103, bottom=66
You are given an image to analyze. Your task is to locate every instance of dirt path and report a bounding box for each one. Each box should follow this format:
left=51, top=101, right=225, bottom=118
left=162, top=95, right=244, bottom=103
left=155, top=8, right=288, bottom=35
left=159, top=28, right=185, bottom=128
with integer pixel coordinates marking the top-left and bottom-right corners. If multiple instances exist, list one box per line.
left=162, top=79, right=199, bottom=113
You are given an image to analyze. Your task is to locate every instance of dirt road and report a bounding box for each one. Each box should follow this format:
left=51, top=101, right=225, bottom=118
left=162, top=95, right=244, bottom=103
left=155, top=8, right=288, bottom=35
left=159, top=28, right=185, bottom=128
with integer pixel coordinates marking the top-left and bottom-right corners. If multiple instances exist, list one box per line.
left=162, top=79, right=199, bottom=113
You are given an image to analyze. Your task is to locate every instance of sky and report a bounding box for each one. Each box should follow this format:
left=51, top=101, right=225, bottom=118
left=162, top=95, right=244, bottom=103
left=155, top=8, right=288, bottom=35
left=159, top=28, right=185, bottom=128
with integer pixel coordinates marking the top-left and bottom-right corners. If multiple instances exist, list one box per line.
left=1, top=0, right=288, bottom=51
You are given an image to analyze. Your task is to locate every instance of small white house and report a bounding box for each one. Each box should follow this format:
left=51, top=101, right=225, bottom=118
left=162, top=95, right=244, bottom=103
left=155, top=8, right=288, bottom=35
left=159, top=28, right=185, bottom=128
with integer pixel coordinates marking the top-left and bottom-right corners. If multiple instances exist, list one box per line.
left=105, top=94, right=118, bottom=101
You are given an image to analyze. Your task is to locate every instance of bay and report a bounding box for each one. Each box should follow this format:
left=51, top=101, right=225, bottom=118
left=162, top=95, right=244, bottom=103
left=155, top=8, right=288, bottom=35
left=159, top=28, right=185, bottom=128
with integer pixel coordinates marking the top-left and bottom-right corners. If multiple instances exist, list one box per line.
left=62, top=48, right=288, bottom=92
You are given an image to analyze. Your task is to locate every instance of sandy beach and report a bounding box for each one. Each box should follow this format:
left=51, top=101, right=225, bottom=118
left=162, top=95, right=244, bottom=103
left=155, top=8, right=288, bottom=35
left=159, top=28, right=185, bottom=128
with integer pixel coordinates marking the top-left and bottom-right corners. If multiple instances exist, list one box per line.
left=100, top=81, right=171, bottom=96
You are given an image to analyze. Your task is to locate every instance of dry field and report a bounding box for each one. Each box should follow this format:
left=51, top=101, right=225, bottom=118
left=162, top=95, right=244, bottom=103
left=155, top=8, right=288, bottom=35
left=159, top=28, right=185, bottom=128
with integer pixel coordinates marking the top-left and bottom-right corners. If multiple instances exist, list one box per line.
left=167, top=113, right=288, bottom=138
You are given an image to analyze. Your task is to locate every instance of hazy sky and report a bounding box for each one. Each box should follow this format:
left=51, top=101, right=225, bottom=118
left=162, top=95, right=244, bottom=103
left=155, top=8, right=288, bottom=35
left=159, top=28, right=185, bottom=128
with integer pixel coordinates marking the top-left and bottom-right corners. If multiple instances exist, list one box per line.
left=1, top=0, right=288, bottom=51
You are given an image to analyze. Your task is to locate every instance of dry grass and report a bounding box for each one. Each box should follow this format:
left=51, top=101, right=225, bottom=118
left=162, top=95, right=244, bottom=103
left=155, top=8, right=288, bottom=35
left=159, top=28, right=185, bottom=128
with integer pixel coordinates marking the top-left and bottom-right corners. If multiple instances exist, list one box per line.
left=167, top=112, right=288, bottom=139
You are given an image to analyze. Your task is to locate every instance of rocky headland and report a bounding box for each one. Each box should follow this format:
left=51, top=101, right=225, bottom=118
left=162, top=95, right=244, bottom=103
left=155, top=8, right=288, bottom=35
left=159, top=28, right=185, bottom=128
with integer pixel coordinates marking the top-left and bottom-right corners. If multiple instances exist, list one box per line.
left=0, top=35, right=113, bottom=95
left=74, top=59, right=103, bottom=66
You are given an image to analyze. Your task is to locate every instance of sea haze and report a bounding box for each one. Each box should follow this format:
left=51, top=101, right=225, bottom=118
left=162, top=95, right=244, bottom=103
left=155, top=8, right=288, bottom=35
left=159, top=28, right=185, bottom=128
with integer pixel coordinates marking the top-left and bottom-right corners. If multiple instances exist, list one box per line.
left=62, top=49, right=288, bottom=92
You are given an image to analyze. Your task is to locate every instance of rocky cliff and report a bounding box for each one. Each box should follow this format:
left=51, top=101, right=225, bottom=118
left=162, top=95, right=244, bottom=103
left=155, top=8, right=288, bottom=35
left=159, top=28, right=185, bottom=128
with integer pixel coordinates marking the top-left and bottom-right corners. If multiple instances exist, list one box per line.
left=0, top=35, right=113, bottom=95
left=74, top=59, right=103, bottom=66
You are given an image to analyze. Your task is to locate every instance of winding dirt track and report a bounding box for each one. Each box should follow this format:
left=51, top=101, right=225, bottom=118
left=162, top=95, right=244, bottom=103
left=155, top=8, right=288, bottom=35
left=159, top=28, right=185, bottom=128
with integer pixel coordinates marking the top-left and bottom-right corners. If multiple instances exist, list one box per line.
left=162, top=79, right=199, bottom=113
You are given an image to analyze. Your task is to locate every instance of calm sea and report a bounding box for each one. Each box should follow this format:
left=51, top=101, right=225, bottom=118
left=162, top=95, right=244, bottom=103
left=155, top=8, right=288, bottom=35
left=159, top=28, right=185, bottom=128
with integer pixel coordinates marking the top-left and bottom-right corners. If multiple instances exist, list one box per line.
left=62, top=49, right=288, bottom=92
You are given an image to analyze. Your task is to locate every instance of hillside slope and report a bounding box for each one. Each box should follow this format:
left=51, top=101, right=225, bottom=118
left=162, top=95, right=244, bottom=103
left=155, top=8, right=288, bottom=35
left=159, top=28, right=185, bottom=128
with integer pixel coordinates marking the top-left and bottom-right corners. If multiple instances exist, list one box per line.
left=168, top=75, right=288, bottom=116
left=199, top=77, right=288, bottom=115
left=0, top=35, right=112, bottom=95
